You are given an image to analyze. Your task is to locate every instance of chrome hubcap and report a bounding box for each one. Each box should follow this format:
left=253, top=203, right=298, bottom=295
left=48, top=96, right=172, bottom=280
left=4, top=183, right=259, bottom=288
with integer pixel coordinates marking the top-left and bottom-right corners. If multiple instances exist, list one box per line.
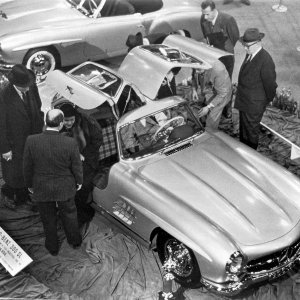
left=29, top=54, right=53, bottom=76
left=163, top=239, right=193, bottom=277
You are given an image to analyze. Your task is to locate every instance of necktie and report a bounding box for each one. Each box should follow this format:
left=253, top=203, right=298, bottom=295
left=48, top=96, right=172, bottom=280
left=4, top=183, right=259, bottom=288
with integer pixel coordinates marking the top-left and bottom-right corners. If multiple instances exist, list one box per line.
left=21, top=91, right=31, bottom=117
left=242, top=54, right=252, bottom=70
left=22, top=92, right=28, bottom=103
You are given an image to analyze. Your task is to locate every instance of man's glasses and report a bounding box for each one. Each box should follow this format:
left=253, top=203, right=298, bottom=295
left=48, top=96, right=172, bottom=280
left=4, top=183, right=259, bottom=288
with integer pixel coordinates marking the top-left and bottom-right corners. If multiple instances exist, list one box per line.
left=243, top=41, right=259, bottom=49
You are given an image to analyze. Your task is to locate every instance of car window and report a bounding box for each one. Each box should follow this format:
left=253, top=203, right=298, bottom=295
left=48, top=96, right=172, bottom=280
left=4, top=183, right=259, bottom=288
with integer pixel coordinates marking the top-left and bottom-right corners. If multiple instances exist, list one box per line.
left=70, top=64, right=122, bottom=97
left=116, top=85, right=145, bottom=117
left=119, top=103, right=203, bottom=159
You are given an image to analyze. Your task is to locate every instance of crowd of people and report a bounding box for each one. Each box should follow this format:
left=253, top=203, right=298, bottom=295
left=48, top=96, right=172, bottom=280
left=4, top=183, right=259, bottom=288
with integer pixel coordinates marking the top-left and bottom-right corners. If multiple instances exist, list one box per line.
left=0, top=65, right=103, bottom=256
left=0, top=0, right=277, bottom=255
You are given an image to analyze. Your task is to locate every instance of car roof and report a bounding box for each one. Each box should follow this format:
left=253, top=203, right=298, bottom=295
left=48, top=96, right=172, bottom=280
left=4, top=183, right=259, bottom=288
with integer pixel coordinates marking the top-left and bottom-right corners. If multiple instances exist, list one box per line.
left=163, top=35, right=234, bottom=65
left=117, top=96, right=186, bottom=128
left=45, top=62, right=121, bottom=109
left=118, top=43, right=212, bottom=100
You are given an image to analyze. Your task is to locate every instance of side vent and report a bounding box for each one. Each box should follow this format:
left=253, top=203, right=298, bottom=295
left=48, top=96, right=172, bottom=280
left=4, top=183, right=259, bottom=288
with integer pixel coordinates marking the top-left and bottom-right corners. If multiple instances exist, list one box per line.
left=164, top=142, right=192, bottom=156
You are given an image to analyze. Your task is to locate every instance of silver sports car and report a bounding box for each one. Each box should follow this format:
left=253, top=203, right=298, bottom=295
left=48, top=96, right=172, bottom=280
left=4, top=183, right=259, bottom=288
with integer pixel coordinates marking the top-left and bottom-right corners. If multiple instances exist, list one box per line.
left=44, top=37, right=300, bottom=296
left=0, top=0, right=203, bottom=82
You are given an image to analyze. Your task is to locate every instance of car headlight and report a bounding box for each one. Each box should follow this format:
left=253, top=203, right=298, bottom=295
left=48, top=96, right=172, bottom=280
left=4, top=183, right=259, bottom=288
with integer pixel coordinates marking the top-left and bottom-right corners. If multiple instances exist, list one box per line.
left=225, top=251, right=245, bottom=275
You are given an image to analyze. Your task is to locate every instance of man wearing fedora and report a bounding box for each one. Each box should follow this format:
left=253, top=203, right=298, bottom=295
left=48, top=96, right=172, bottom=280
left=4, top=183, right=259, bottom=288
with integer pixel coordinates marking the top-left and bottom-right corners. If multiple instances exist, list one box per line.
left=235, top=28, right=277, bottom=150
left=0, top=64, right=44, bottom=206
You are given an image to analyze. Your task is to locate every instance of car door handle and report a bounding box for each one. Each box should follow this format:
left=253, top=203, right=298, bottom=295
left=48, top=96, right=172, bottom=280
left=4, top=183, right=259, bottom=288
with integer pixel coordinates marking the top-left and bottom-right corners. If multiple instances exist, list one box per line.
left=137, top=25, right=144, bottom=28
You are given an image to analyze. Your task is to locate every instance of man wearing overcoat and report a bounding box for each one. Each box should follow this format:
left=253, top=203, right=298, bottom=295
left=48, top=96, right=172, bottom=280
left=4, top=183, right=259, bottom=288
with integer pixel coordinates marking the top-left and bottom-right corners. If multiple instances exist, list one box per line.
left=23, top=109, right=83, bottom=255
left=235, top=28, right=277, bottom=150
left=0, top=64, right=44, bottom=205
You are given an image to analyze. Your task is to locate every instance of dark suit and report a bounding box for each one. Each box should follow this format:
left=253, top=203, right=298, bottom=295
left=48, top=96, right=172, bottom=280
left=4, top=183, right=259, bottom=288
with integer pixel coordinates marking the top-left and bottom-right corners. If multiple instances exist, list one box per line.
left=0, top=80, right=44, bottom=202
left=23, top=130, right=83, bottom=253
left=200, top=11, right=239, bottom=77
left=235, top=48, right=277, bottom=149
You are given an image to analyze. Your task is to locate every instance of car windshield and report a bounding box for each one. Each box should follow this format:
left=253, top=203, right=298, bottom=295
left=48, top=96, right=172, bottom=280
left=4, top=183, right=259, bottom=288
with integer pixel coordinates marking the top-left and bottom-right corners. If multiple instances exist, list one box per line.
left=119, top=103, right=203, bottom=159
left=67, top=0, right=102, bottom=17
left=70, top=64, right=122, bottom=97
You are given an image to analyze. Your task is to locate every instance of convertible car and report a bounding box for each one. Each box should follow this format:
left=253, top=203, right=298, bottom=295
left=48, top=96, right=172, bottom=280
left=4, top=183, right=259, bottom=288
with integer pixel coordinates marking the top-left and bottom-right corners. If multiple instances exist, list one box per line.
left=0, top=0, right=203, bottom=82
left=44, top=37, right=300, bottom=296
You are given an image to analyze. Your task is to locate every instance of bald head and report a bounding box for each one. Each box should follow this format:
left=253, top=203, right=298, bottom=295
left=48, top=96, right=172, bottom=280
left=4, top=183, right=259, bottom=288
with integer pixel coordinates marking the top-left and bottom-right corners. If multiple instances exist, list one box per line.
left=46, top=109, right=64, bottom=128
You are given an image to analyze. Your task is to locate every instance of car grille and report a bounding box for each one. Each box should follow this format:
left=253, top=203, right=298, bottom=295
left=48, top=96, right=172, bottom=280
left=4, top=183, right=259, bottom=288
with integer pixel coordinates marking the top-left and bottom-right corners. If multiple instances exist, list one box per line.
left=164, top=142, right=192, bottom=156
left=246, top=238, right=300, bottom=274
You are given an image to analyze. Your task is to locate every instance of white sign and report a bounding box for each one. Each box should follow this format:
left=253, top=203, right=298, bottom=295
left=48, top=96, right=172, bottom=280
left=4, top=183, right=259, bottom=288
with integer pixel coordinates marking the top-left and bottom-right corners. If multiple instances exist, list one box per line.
left=0, top=227, right=33, bottom=276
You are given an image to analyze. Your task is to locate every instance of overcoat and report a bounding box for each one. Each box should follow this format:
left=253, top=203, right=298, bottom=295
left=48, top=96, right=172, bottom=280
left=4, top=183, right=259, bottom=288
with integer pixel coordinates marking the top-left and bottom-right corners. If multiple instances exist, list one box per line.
left=200, top=11, right=239, bottom=53
left=23, top=130, right=83, bottom=202
left=0, top=81, right=44, bottom=188
left=235, top=48, right=277, bottom=114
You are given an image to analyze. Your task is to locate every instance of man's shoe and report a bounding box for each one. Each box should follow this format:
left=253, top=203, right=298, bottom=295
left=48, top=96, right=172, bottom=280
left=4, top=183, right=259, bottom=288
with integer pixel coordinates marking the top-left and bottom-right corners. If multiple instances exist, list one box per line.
left=223, top=0, right=233, bottom=4
left=241, top=0, right=251, bottom=5
left=48, top=249, right=59, bottom=256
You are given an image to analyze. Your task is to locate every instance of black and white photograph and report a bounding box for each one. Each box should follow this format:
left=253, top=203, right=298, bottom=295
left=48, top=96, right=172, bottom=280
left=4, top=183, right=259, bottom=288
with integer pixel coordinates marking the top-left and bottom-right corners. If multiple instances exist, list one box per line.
left=1, top=0, right=300, bottom=299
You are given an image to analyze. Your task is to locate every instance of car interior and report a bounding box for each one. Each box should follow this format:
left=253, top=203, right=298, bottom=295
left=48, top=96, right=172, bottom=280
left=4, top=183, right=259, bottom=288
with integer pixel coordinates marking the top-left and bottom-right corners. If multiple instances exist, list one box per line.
left=72, top=0, right=163, bottom=17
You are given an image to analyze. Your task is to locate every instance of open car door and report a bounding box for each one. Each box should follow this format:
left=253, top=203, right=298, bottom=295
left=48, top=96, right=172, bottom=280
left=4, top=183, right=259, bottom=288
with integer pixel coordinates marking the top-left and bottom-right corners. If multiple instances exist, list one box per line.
left=45, top=63, right=123, bottom=110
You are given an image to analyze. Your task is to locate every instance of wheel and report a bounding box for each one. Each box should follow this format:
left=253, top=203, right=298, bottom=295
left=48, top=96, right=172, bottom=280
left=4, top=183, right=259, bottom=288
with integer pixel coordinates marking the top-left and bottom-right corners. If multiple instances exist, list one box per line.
left=23, top=48, right=58, bottom=83
left=157, top=231, right=201, bottom=288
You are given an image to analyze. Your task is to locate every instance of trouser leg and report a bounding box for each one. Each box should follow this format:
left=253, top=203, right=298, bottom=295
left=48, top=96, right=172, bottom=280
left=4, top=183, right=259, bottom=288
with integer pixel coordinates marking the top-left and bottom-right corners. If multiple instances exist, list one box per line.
left=239, top=111, right=264, bottom=150
left=57, top=198, right=82, bottom=247
left=1, top=183, right=15, bottom=200
left=14, top=187, right=31, bottom=205
left=37, top=202, right=59, bottom=254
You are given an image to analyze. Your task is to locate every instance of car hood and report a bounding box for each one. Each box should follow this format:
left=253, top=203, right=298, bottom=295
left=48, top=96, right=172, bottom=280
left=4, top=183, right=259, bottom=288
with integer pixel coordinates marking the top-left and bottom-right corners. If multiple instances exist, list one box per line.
left=0, top=0, right=82, bottom=36
left=137, top=132, right=300, bottom=247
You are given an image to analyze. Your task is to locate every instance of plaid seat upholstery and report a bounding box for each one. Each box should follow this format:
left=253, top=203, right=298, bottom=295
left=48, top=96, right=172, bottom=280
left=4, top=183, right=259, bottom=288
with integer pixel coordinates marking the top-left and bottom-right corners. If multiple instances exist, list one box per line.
left=99, top=119, right=118, bottom=160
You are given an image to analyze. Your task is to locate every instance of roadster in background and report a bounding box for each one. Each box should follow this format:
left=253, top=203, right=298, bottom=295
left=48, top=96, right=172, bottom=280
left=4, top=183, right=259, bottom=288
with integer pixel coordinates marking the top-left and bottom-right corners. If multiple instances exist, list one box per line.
left=0, top=0, right=203, bottom=81
left=43, top=36, right=300, bottom=296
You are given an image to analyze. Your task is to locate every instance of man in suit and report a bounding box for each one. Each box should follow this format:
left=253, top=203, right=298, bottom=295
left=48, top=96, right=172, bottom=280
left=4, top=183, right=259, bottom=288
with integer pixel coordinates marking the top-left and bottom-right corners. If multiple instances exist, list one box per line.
left=23, top=109, right=83, bottom=256
left=200, top=0, right=239, bottom=118
left=235, top=28, right=277, bottom=150
left=0, top=64, right=44, bottom=206
left=197, top=59, right=232, bottom=130
left=200, top=0, right=239, bottom=78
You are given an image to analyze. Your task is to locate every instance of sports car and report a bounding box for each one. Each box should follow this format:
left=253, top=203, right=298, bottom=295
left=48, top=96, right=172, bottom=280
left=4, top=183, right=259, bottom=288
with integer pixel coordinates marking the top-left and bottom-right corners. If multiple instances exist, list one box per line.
left=44, top=36, right=300, bottom=296
left=0, top=0, right=203, bottom=82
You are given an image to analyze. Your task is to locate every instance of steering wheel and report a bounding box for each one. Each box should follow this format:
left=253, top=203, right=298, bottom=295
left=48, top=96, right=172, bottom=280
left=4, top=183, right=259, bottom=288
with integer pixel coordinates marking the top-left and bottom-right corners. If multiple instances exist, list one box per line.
left=153, top=116, right=185, bottom=141
left=88, top=0, right=98, bottom=13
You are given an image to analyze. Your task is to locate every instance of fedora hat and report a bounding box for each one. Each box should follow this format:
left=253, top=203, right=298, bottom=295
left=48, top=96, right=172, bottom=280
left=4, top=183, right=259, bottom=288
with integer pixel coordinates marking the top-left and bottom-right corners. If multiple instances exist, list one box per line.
left=239, top=28, right=265, bottom=43
left=7, top=64, right=35, bottom=88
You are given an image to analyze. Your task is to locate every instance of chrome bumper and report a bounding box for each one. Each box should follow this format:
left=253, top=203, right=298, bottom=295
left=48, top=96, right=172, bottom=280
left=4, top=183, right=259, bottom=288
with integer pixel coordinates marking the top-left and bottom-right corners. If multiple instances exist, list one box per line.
left=0, top=60, right=14, bottom=72
left=201, top=255, right=300, bottom=296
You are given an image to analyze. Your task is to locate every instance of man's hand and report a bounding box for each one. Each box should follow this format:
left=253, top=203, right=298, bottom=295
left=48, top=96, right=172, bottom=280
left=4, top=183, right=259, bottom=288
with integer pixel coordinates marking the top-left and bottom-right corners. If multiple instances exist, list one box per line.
left=2, top=151, right=12, bottom=161
left=76, top=184, right=82, bottom=191
left=28, top=188, right=34, bottom=194
left=198, top=106, right=210, bottom=118
left=192, top=88, right=199, bottom=101
left=80, top=154, right=85, bottom=161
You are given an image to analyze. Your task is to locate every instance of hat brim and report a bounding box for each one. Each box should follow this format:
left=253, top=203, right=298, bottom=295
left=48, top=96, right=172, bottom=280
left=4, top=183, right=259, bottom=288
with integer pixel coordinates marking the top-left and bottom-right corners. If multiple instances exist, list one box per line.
left=7, top=68, right=35, bottom=88
left=239, top=32, right=265, bottom=44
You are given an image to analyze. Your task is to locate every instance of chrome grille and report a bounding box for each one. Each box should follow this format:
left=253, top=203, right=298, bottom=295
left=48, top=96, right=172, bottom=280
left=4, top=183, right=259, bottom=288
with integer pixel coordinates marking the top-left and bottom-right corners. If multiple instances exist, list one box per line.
left=164, top=143, right=192, bottom=156
left=246, top=238, right=300, bottom=273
